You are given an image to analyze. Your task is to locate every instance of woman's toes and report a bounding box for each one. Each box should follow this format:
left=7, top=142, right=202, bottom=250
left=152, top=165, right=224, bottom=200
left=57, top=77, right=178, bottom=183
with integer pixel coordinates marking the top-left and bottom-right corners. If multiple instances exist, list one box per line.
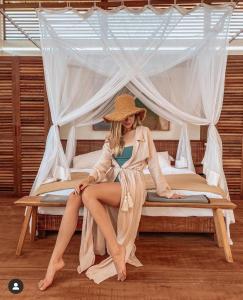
left=38, top=279, right=52, bottom=291
left=38, top=279, right=46, bottom=290
left=38, top=258, right=65, bottom=291
left=38, top=279, right=45, bottom=290
left=112, top=244, right=127, bottom=281
left=120, top=268, right=127, bottom=281
left=38, top=280, right=43, bottom=289
left=118, top=270, right=126, bottom=282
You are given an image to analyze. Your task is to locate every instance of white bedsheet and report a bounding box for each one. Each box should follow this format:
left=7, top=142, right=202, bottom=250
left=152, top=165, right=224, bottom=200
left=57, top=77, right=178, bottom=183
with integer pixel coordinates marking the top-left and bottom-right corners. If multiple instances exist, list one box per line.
left=38, top=166, right=235, bottom=244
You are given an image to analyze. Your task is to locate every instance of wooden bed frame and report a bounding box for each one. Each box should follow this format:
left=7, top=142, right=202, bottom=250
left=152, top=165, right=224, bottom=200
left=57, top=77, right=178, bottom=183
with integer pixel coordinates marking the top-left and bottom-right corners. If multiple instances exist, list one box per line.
left=36, top=139, right=219, bottom=236
left=37, top=215, right=216, bottom=237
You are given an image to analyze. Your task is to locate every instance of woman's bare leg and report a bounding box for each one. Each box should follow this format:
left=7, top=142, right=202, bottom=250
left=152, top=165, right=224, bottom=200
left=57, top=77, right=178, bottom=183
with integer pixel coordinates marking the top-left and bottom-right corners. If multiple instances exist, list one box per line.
left=38, top=182, right=124, bottom=290
left=38, top=192, right=82, bottom=291
left=81, top=182, right=126, bottom=281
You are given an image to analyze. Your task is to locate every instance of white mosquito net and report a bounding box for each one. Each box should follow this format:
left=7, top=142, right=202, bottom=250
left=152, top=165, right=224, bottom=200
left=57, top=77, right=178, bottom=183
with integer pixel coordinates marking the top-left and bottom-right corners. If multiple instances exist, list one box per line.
left=31, top=3, right=234, bottom=202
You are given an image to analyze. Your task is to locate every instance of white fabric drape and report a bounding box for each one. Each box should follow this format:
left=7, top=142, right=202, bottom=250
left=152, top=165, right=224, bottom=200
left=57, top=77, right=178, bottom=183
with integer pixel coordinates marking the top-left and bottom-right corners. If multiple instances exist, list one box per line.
left=125, top=82, right=195, bottom=172
left=32, top=4, right=234, bottom=203
left=176, top=124, right=195, bottom=172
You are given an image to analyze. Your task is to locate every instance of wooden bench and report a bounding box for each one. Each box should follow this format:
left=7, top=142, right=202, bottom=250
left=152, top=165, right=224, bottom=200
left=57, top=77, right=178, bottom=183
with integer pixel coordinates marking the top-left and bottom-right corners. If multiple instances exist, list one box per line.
left=14, top=196, right=237, bottom=262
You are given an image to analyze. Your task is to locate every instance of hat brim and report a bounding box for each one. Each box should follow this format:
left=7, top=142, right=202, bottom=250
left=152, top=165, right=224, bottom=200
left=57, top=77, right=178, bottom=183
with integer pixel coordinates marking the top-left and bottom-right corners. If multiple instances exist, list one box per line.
left=103, top=108, right=147, bottom=122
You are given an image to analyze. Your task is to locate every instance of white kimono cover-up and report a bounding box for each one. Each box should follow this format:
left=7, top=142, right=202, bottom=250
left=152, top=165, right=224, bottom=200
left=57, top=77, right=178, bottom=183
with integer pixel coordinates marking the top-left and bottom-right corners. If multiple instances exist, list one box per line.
left=77, top=125, right=174, bottom=283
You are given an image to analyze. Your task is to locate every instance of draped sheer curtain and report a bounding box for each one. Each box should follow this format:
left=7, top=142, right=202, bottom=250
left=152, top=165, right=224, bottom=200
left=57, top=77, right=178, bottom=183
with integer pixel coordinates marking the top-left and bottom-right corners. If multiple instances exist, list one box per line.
left=31, top=4, right=234, bottom=201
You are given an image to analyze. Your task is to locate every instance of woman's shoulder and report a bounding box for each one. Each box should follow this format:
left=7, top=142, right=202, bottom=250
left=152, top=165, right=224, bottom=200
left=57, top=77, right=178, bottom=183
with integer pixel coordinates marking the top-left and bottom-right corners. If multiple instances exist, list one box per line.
left=138, top=125, right=151, bottom=135
left=135, top=126, right=152, bottom=144
left=140, top=125, right=149, bottom=130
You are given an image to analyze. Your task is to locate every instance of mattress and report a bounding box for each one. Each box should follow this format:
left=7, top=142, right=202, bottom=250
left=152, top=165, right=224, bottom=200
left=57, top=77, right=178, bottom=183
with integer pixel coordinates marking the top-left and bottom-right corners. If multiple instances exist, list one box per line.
left=37, top=166, right=235, bottom=245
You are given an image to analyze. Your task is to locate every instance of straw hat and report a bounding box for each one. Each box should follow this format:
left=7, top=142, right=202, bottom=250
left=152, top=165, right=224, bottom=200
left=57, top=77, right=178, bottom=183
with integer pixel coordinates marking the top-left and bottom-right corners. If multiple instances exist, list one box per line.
left=103, top=94, right=147, bottom=122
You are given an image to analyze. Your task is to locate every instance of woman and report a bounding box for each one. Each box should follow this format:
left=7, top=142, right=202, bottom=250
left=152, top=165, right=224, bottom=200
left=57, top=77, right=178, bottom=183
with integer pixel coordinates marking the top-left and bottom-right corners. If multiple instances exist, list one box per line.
left=38, top=94, right=184, bottom=291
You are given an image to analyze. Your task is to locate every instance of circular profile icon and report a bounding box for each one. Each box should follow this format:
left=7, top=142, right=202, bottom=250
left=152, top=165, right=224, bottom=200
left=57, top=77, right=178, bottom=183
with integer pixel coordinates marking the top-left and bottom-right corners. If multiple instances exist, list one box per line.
left=8, top=279, right=24, bottom=294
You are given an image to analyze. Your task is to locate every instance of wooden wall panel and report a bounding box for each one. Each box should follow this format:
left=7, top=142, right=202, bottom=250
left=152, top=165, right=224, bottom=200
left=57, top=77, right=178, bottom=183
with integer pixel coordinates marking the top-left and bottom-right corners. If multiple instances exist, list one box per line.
left=218, top=56, right=243, bottom=135
left=18, top=57, right=49, bottom=194
left=222, top=136, right=243, bottom=200
left=219, top=55, right=243, bottom=199
left=0, top=58, right=15, bottom=193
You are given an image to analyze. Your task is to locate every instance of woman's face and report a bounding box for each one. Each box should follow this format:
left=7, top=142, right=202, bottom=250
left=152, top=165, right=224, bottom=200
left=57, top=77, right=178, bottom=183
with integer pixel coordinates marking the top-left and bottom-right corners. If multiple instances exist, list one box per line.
left=121, top=114, right=136, bottom=130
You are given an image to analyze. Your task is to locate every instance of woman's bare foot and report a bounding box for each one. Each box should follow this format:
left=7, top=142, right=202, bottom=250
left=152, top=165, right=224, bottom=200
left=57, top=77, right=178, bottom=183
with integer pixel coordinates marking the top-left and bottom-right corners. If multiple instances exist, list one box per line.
left=38, top=258, right=65, bottom=291
left=110, top=243, right=126, bottom=281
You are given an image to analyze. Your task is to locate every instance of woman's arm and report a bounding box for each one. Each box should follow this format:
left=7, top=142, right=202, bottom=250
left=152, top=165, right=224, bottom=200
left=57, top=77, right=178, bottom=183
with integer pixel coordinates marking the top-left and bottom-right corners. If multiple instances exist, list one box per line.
left=88, top=137, right=113, bottom=183
left=145, top=127, right=174, bottom=198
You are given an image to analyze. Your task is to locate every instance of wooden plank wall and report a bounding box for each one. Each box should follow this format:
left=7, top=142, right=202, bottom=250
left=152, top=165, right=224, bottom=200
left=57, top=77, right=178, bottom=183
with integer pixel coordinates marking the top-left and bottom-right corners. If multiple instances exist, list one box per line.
left=0, top=58, right=16, bottom=194
left=0, top=55, right=242, bottom=199
left=220, top=56, right=243, bottom=199
left=0, top=57, right=50, bottom=195
left=18, top=57, right=50, bottom=194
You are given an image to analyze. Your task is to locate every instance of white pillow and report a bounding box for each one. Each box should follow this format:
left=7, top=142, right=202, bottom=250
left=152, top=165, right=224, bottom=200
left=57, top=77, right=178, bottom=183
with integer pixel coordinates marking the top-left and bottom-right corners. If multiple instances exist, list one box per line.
left=175, top=156, right=188, bottom=168
left=157, top=151, right=171, bottom=168
left=73, top=149, right=102, bottom=169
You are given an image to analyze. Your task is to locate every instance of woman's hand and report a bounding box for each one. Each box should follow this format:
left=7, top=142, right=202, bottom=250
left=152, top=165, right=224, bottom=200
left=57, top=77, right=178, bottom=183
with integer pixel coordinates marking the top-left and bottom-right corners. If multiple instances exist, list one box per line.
left=157, top=191, right=186, bottom=199
left=168, top=193, right=186, bottom=199
left=74, top=176, right=95, bottom=195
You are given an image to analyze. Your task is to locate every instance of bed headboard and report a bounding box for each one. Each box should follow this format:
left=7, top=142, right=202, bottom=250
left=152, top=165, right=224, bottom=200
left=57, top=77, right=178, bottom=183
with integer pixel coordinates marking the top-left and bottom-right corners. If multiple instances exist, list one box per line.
left=61, top=139, right=205, bottom=174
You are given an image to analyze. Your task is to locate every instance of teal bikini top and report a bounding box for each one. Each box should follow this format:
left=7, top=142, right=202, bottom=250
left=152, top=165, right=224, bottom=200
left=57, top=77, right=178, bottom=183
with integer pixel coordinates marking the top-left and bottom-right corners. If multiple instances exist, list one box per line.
left=114, top=145, right=133, bottom=166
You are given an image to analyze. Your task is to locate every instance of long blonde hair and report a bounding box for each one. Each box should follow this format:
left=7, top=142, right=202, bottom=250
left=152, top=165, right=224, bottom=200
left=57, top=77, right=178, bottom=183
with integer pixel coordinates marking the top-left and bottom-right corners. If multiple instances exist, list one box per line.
left=107, top=113, right=142, bottom=157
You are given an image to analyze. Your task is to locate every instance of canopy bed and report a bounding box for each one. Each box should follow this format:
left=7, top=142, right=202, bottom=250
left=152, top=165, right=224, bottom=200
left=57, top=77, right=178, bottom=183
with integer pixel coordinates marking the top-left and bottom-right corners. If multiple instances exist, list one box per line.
left=24, top=2, right=236, bottom=269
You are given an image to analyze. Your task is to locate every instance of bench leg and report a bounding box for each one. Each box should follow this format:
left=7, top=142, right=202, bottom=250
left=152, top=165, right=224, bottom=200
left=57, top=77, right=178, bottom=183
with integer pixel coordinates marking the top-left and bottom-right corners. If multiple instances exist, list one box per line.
left=213, top=210, right=223, bottom=248
left=16, top=206, right=33, bottom=256
left=30, top=207, right=37, bottom=241
left=213, top=208, right=233, bottom=263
